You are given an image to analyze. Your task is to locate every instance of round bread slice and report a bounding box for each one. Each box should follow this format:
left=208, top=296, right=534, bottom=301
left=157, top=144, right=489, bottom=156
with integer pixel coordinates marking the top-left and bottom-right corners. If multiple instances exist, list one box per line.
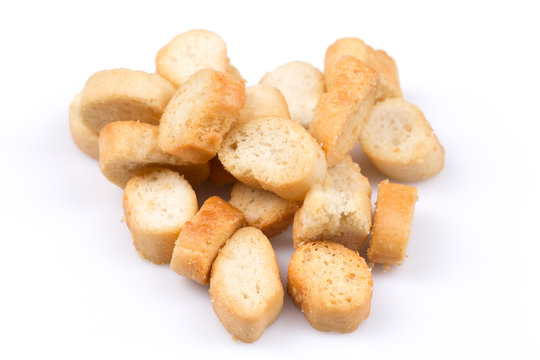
left=237, top=85, right=290, bottom=125
left=68, top=93, right=99, bottom=159
left=218, top=116, right=327, bottom=201
left=359, top=98, right=445, bottom=181
left=79, top=68, right=175, bottom=133
left=123, top=168, right=198, bottom=264
left=287, top=241, right=373, bottom=333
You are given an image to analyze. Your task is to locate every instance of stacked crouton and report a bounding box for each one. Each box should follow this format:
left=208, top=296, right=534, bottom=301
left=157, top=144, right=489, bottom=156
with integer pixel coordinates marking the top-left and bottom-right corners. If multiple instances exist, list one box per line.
left=69, top=30, right=442, bottom=341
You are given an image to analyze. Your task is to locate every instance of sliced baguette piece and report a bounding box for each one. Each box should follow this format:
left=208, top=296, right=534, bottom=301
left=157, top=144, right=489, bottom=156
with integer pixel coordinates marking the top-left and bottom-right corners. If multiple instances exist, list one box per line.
left=79, top=68, right=175, bottom=133
left=293, top=156, right=372, bottom=252
left=359, top=98, right=444, bottom=181
left=158, top=69, right=246, bottom=164
left=229, top=182, right=300, bottom=238
left=98, top=121, right=209, bottom=188
left=69, top=93, right=99, bottom=159
left=210, top=227, right=283, bottom=343
left=367, top=179, right=418, bottom=266
left=325, top=37, right=402, bottom=101
left=170, top=196, right=244, bottom=285
left=237, top=85, right=290, bottom=125
left=218, top=116, right=327, bottom=201
left=155, top=29, right=229, bottom=88
left=259, top=61, right=324, bottom=129
left=310, top=56, right=378, bottom=166
left=208, top=156, right=237, bottom=186
left=123, top=168, right=198, bottom=264
left=287, top=241, right=373, bottom=333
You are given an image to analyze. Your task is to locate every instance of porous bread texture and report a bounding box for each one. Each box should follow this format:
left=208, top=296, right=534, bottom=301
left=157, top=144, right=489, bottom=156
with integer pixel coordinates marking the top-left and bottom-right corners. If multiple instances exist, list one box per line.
left=287, top=241, right=373, bottom=333
left=259, top=61, right=324, bottom=129
left=210, top=227, right=284, bottom=343
left=208, top=156, right=237, bottom=186
left=69, top=93, right=99, bottom=159
left=310, top=56, right=378, bottom=166
left=367, top=179, right=418, bottom=266
left=98, top=121, right=210, bottom=188
left=218, top=116, right=327, bottom=202
left=79, top=68, right=175, bottom=133
left=359, top=98, right=444, bottom=181
left=156, top=29, right=229, bottom=88
left=170, top=196, right=244, bottom=285
left=158, top=69, right=246, bottom=164
left=237, top=85, right=290, bottom=125
left=293, top=156, right=372, bottom=252
left=230, top=182, right=300, bottom=238
left=325, top=37, right=402, bottom=101
left=123, top=168, right=198, bottom=264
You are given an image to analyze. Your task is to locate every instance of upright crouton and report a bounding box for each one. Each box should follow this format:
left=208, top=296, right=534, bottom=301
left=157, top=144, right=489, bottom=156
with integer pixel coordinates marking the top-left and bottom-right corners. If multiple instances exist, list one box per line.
left=69, top=93, right=99, bottom=159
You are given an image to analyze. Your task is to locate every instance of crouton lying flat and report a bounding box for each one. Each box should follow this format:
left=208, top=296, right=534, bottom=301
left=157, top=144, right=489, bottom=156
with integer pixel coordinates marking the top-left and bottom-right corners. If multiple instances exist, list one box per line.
left=123, top=168, right=198, bottom=264
left=360, top=98, right=444, bottom=181
left=310, top=56, right=378, bottom=166
left=210, top=227, right=283, bottom=343
left=156, top=29, right=230, bottom=88
left=288, top=241, right=373, bottom=333
left=158, top=69, right=246, bottom=164
left=69, top=93, right=99, bottom=159
left=79, top=68, right=175, bottom=133
left=237, top=85, right=290, bottom=125
left=170, top=196, right=245, bottom=285
left=98, top=121, right=210, bottom=188
left=367, top=179, right=418, bottom=266
left=218, top=116, right=327, bottom=201
left=259, top=61, right=324, bottom=128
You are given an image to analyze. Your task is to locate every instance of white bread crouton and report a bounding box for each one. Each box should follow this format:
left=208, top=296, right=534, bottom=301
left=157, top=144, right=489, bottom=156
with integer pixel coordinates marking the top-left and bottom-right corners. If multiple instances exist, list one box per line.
left=237, top=85, right=290, bottom=125
left=69, top=93, right=99, bottom=159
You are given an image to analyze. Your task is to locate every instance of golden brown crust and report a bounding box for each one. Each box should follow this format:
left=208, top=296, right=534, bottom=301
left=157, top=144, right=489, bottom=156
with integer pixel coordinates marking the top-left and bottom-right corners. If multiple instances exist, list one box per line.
left=68, top=93, right=99, bottom=159
left=170, top=196, right=244, bottom=284
left=367, top=179, right=418, bottom=265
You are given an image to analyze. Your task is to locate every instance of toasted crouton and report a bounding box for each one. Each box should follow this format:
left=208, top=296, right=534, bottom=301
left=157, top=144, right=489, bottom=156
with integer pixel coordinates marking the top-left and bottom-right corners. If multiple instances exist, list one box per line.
left=69, top=93, right=99, bottom=159
left=237, top=85, right=290, bottom=125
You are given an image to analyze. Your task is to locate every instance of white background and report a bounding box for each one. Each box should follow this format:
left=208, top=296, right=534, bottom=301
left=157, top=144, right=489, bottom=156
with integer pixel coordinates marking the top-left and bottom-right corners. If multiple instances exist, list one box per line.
left=1, top=1, right=539, bottom=358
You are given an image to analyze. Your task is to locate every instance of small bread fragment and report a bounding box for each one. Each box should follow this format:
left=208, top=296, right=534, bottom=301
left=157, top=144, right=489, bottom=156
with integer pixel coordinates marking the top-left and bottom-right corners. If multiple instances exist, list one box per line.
left=293, top=156, right=372, bottom=251
left=170, top=196, right=244, bottom=285
left=98, top=121, right=210, bottom=188
left=69, top=93, right=99, bottom=159
left=287, top=241, right=373, bottom=333
left=230, top=182, right=300, bottom=238
left=123, top=168, right=198, bottom=264
left=310, top=56, right=378, bottom=166
left=210, top=227, right=284, bottom=343
left=237, top=85, right=290, bottom=125
left=208, top=156, right=237, bottom=186
left=218, top=116, right=327, bottom=201
left=155, top=29, right=229, bottom=88
left=158, top=69, right=246, bottom=164
left=79, top=68, right=175, bottom=133
left=367, top=179, right=418, bottom=266
left=359, top=98, right=444, bottom=181
left=325, top=37, right=402, bottom=101
left=259, top=61, right=324, bottom=128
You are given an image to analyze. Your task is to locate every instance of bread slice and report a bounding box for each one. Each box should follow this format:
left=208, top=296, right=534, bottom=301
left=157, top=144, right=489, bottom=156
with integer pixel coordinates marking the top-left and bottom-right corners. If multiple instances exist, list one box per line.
left=310, top=56, right=378, bottom=166
left=69, top=93, right=99, bottom=159
left=227, top=64, right=244, bottom=82
left=359, top=98, right=445, bottom=181
left=158, top=69, right=246, bottom=164
left=170, top=196, right=244, bottom=285
left=287, top=241, right=373, bottom=333
left=259, top=61, right=324, bottom=129
left=208, top=156, right=237, bottom=186
left=155, top=29, right=229, bottom=88
left=325, top=37, right=402, bottom=101
left=293, top=156, right=372, bottom=251
left=210, top=227, right=283, bottom=343
left=98, top=121, right=210, bottom=188
left=218, top=116, right=327, bottom=201
left=237, top=85, right=290, bottom=125
left=229, top=182, right=300, bottom=238
left=123, top=168, right=198, bottom=264
left=79, top=68, right=175, bottom=133
left=367, top=179, right=418, bottom=266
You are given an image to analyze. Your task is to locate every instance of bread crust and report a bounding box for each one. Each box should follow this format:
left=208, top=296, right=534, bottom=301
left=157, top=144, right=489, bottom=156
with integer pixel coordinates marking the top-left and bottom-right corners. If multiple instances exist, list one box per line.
left=79, top=68, right=175, bottom=133
left=69, top=93, right=99, bottom=159
left=287, top=241, right=373, bottom=333
left=237, top=85, right=290, bottom=125
left=98, top=121, right=209, bottom=188
left=208, top=156, right=237, bottom=186
left=367, top=179, right=418, bottom=265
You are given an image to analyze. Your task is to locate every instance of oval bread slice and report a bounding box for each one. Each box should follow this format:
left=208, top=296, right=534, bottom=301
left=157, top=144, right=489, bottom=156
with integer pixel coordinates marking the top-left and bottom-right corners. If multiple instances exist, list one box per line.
left=237, top=85, right=290, bottom=125
left=69, top=93, right=99, bottom=159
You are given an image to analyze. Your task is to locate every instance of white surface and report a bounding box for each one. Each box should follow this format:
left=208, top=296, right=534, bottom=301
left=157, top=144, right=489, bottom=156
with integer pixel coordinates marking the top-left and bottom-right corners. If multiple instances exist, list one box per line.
left=1, top=1, right=539, bottom=358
